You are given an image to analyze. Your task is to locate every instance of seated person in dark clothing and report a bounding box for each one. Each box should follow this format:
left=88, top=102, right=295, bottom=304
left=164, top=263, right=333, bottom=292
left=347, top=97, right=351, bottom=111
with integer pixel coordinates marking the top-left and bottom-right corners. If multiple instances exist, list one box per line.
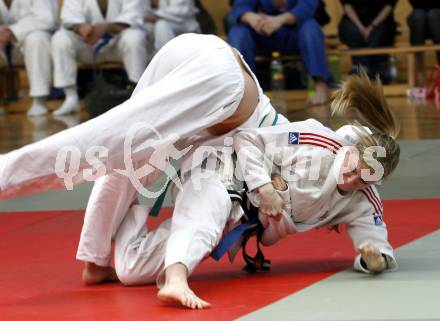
left=228, top=0, right=333, bottom=105
left=338, top=0, right=397, bottom=83
left=407, top=0, right=440, bottom=86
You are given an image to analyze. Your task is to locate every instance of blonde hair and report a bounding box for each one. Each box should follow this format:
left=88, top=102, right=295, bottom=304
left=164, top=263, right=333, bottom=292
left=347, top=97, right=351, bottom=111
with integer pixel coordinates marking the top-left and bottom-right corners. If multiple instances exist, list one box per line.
left=331, top=73, right=400, bottom=179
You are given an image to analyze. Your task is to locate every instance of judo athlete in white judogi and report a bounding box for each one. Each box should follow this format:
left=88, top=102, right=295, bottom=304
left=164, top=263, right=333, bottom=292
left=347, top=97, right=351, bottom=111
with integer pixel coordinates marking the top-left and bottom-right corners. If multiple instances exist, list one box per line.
left=0, top=33, right=287, bottom=309
left=76, top=46, right=288, bottom=309
left=144, top=0, right=200, bottom=53
left=51, top=0, right=148, bottom=115
left=235, top=121, right=397, bottom=273
left=0, top=0, right=57, bottom=116
left=234, top=74, right=401, bottom=274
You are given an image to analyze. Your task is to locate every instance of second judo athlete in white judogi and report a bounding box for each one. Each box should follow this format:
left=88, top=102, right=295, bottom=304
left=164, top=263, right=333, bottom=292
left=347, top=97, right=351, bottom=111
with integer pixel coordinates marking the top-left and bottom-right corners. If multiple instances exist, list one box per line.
left=144, top=0, right=200, bottom=53
left=232, top=74, right=401, bottom=276
left=234, top=120, right=397, bottom=274
left=0, top=0, right=57, bottom=116
left=51, top=0, right=148, bottom=115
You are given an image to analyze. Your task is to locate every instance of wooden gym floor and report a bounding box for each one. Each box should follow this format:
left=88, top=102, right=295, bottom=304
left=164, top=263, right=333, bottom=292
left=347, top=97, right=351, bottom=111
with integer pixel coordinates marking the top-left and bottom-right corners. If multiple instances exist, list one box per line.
left=1, top=96, right=440, bottom=154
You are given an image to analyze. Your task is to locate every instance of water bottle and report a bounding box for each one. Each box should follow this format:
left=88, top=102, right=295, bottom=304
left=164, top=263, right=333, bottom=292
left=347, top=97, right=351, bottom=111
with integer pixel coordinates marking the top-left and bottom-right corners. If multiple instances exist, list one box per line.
left=270, top=51, right=287, bottom=114
left=389, top=57, right=398, bottom=82
left=328, top=55, right=341, bottom=83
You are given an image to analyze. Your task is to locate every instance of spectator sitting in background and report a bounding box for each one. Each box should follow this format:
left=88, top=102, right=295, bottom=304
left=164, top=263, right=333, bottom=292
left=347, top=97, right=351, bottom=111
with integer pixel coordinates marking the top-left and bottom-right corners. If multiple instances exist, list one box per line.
left=228, top=0, right=333, bottom=106
left=0, top=0, right=57, bottom=117
left=144, top=0, right=200, bottom=54
left=224, top=0, right=330, bottom=35
left=407, top=0, right=440, bottom=87
left=338, top=0, right=397, bottom=84
left=51, top=0, right=148, bottom=116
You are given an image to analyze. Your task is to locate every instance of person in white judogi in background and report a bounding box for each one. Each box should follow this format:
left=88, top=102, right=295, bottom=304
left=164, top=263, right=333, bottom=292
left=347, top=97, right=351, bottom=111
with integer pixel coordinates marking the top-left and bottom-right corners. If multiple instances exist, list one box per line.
left=51, top=0, right=148, bottom=115
left=144, top=0, right=200, bottom=54
left=0, top=0, right=57, bottom=117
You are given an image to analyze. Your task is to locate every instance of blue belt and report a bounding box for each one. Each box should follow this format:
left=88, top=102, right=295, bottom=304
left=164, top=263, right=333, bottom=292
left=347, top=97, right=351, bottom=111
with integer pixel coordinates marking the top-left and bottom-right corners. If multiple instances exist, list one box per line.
left=211, top=216, right=259, bottom=261
left=211, top=188, right=271, bottom=273
left=92, top=34, right=113, bottom=80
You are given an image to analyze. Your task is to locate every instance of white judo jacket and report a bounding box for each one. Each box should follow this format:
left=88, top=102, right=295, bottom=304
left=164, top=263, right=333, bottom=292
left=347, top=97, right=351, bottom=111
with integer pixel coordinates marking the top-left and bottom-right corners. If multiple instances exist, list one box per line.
left=234, top=119, right=398, bottom=273
left=61, top=0, right=145, bottom=29
left=0, top=0, right=57, bottom=43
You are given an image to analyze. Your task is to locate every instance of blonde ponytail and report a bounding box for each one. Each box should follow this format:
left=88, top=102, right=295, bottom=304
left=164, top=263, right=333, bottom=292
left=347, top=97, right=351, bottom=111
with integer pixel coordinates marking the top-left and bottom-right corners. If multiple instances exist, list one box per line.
left=331, top=73, right=400, bottom=179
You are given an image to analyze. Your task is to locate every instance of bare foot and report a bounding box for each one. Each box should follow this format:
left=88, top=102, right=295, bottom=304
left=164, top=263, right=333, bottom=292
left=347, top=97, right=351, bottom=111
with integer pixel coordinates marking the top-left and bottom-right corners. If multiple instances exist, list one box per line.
left=82, top=262, right=119, bottom=285
left=157, top=281, right=211, bottom=309
left=307, top=80, right=329, bottom=106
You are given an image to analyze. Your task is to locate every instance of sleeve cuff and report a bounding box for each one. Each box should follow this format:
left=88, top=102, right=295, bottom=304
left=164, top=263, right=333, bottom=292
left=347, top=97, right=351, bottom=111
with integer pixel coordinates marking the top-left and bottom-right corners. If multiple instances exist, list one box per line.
left=276, top=185, right=290, bottom=201
left=9, top=25, right=24, bottom=43
left=381, top=251, right=398, bottom=271
left=276, top=185, right=291, bottom=212
left=354, top=254, right=370, bottom=273
left=246, top=176, right=272, bottom=192
left=353, top=251, right=398, bottom=274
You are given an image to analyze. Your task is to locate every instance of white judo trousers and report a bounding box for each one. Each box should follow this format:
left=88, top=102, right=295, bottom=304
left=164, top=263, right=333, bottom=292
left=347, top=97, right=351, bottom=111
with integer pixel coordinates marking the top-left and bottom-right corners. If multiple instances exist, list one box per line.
left=0, top=34, right=244, bottom=200
left=144, top=0, right=200, bottom=52
left=73, top=36, right=288, bottom=286
left=114, top=169, right=233, bottom=286
left=51, top=28, right=148, bottom=86
left=145, top=19, right=200, bottom=53
left=78, top=108, right=287, bottom=287
left=0, top=31, right=52, bottom=97
left=0, top=0, right=57, bottom=97
left=81, top=112, right=287, bottom=287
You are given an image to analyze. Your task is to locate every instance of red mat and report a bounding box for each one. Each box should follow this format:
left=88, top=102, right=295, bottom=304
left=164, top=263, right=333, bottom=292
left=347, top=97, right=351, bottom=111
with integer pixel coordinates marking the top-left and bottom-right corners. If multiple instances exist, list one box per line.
left=0, top=199, right=439, bottom=321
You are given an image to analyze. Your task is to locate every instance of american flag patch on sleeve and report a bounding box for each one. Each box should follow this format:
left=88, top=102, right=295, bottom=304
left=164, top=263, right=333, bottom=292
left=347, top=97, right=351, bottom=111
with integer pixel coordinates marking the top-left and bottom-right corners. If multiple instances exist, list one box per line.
left=373, top=213, right=383, bottom=226
left=288, top=132, right=300, bottom=145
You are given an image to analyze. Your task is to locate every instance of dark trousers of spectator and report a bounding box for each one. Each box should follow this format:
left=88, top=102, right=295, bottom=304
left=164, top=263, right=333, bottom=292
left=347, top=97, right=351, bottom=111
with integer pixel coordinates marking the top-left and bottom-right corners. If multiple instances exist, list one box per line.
left=228, top=19, right=332, bottom=83
left=407, top=8, right=440, bottom=63
left=338, top=16, right=396, bottom=78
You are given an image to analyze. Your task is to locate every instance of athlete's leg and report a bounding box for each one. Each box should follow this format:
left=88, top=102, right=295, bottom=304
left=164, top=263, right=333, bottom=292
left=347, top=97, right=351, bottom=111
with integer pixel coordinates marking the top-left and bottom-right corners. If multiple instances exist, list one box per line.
left=0, top=35, right=243, bottom=200
left=114, top=170, right=232, bottom=309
